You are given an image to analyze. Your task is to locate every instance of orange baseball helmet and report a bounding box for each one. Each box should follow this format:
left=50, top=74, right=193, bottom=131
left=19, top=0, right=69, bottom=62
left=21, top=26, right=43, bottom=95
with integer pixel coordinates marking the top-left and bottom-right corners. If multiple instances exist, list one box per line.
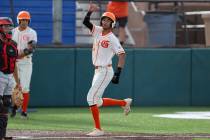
left=17, top=11, right=31, bottom=24
left=101, top=12, right=116, bottom=28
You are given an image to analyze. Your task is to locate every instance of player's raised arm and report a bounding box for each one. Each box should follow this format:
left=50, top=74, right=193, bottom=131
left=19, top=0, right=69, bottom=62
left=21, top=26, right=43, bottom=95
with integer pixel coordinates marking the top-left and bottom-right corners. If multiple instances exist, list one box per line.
left=83, top=3, right=99, bottom=31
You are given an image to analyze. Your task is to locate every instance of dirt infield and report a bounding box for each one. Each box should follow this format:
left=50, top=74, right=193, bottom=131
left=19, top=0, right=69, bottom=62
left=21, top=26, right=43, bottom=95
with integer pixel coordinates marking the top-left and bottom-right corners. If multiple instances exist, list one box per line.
left=7, top=130, right=210, bottom=140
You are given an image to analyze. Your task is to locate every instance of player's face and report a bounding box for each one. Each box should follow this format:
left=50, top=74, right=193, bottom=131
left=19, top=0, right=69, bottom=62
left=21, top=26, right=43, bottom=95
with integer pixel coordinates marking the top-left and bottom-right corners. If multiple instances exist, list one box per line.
left=1, top=24, right=13, bottom=33
left=19, top=19, right=29, bottom=29
left=101, top=17, right=112, bottom=29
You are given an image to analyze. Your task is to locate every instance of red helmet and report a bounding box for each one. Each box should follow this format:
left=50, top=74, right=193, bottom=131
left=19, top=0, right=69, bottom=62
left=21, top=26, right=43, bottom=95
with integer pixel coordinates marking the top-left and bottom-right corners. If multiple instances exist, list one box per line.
left=0, top=17, right=14, bottom=39
left=0, top=17, right=14, bottom=26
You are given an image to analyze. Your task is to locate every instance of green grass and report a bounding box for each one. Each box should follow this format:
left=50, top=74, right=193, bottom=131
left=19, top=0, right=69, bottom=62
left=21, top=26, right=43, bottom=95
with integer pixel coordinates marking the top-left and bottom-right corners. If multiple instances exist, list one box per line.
left=8, top=107, right=210, bottom=134
left=192, top=138, right=210, bottom=140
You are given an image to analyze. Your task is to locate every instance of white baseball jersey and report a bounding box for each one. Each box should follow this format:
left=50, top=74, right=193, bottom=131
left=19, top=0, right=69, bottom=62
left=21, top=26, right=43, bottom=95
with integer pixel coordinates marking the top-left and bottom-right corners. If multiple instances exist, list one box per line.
left=91, top=25, right=125, bottom=66
left=12, top=26, right=37, bottom=92
left=12, top=26, right=37, bottom=64
left=87, top=25, right=125, bottom=106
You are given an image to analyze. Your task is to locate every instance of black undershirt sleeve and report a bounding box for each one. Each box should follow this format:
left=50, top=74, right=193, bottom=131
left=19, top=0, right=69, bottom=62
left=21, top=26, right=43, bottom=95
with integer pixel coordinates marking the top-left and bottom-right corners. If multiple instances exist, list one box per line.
left=83, top=11, right=93, bottom=31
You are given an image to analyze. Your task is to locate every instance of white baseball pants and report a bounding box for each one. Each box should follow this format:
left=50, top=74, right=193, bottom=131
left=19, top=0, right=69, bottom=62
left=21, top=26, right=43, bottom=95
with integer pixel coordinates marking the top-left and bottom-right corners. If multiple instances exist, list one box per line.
left=0, top=71, right=15, bottom=96
left=16, top=63, right=32, bottom=93
left=87, top=66, right=114, bottom=107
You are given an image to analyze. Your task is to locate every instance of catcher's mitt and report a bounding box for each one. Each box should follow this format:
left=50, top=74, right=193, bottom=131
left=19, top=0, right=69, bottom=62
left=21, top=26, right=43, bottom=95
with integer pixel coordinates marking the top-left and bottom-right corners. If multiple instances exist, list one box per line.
left=12, top=87, right=23, bottom=108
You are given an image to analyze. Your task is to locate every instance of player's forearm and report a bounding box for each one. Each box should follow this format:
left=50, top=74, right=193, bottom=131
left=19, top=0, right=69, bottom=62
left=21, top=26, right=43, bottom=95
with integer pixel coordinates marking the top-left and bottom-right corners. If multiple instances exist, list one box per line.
left=83, top=11, right=93, bottom=31
left=17, top=52, right=27, bottom=59
left=117, top=53, right=126, bottom=68
left=18, top=44, right=35, bottom=59
left=112, top=53, right=126, bottom=84
left=13, top=64, right=19, bottom=85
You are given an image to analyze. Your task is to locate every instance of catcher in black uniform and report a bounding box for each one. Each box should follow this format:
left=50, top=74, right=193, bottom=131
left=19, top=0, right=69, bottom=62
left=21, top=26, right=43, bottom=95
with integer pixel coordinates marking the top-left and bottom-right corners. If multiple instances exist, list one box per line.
left=0, top=17, right=20, bottom=140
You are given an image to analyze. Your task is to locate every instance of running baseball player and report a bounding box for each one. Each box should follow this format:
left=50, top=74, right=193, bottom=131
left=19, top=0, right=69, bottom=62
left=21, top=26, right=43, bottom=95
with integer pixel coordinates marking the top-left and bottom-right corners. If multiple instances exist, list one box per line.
left=10, top=11, right=37, bottom=118
left=0, top=17, right=19, bottom=139
left=83, top=3, right=132, bottom=136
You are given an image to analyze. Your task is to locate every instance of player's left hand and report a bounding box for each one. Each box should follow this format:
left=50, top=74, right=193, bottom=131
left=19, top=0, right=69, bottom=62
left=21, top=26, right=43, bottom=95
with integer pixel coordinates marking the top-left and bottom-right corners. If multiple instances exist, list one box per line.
left=112, top=67, right=122, bottom=84
left=24, top=40, right=37, bottom=55
left=112, top=74, right=120, bottom=84
left=28, top=40, right=37, bottom=49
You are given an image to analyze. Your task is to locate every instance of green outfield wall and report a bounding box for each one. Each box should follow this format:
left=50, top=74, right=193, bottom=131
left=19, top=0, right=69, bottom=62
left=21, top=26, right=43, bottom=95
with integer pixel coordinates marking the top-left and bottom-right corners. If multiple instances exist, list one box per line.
left=30, top=48, right=210, bottom=107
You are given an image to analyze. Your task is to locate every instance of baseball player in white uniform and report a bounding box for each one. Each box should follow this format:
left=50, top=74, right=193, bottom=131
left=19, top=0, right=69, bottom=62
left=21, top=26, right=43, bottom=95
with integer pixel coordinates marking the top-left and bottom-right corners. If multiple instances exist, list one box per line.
left=11, top=11, right=37, bottom=118
left=83, top=3, right=132, bottom=136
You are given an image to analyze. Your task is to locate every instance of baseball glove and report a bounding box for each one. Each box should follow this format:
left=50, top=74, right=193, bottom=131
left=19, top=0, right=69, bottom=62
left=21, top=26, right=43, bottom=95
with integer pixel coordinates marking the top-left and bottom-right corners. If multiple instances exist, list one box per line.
left=12, top=87, right=23, bottom=108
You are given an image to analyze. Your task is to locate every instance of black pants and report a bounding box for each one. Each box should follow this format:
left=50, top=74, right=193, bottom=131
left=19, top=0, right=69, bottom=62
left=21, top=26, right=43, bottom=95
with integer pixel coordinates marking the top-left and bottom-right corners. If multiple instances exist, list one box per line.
left=0, top=114, right=8, bottom=139
left=0, top=95, right=11, bottom=139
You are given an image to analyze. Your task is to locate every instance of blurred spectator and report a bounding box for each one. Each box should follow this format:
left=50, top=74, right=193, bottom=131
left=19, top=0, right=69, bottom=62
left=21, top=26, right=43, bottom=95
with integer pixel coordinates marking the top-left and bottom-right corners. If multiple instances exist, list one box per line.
left=107, top=1, right=128, bottom=46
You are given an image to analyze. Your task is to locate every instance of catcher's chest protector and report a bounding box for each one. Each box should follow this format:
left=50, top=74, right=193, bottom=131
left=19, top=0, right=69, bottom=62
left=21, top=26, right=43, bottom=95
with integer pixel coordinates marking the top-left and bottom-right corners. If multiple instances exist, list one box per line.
left=0, top=39, right=18, bottom=74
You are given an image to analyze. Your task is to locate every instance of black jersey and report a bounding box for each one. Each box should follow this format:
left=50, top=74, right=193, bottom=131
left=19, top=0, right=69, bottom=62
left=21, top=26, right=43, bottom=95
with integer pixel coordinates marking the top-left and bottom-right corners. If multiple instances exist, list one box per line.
left=0, top=34, right=18, bottom=74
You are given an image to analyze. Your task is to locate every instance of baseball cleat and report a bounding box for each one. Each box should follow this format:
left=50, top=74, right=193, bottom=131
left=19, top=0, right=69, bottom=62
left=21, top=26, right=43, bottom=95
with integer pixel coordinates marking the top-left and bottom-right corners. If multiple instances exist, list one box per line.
left=87, top=128, right=104, bottom=136
left=20, top=111, right=28, bottom=119
left=3, top=136, right=13, bottom=140
left=123, top=98, right=132, bottom=116
left=10, top=108, right=17, bottom=118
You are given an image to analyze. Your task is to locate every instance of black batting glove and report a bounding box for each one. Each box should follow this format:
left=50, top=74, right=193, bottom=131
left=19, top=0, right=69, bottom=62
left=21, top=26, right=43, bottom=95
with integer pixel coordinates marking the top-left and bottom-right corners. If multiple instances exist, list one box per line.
left=28, top=40, right=37, bottom=49
left=112, top=67, right=122, bottom=84
left=23, top=48, right=34, bottom=55
left=24, top=40, right=37, bottom=55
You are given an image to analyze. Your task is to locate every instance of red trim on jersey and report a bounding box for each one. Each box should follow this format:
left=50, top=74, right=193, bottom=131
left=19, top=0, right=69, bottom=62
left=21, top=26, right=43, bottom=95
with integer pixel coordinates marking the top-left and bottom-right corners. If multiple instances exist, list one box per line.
left=101, top=31, right=112, bottom=36
left=93, top=40, right=100, bottom=65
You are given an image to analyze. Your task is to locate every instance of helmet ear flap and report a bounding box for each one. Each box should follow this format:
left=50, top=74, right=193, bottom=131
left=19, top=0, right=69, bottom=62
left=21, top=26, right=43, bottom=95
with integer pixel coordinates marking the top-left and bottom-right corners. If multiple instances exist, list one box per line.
left=111, top=21, right=116, bottom=28
left=17, top=19, right=30, bottom=25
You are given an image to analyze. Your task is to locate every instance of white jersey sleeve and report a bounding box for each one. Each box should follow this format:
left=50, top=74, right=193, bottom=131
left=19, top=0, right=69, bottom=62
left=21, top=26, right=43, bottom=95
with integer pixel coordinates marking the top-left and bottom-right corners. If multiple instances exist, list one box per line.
left=110, top=36, right=125, bottom=55
left=30, top=30, right=37, bottom=42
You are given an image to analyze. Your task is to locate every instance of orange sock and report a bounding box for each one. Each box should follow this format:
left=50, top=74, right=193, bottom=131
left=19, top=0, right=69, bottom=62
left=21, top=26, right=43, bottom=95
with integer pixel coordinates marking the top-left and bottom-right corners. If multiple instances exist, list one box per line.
left=22, top=93, right=30, bottom=113
left=102, top=98, right=126, bottom=107
left=90, top=105, right=101, bottom=130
